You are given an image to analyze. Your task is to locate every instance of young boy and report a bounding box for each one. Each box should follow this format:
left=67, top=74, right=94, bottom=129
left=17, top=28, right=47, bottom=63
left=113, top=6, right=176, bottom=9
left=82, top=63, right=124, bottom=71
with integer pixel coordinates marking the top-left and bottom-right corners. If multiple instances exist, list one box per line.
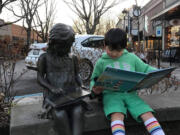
left=90, top=28, right=165, bottom=135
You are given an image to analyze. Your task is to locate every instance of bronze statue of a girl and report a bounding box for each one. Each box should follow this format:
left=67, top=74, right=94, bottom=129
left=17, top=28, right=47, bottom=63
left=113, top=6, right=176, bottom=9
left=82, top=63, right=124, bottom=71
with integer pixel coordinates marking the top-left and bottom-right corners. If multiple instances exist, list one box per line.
left=37, top=23, right=84, bottom=135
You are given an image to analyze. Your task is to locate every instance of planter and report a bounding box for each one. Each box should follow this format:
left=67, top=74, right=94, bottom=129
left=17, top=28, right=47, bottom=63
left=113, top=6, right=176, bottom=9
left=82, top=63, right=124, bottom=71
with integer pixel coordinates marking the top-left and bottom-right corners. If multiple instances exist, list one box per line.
left=0, top=126, right=9, bottom=135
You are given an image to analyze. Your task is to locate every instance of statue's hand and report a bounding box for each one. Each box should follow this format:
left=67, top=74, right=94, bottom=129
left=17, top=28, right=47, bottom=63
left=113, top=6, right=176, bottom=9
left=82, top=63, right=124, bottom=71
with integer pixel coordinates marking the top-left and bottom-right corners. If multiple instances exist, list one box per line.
left=51, top=88, right=65, bottom=95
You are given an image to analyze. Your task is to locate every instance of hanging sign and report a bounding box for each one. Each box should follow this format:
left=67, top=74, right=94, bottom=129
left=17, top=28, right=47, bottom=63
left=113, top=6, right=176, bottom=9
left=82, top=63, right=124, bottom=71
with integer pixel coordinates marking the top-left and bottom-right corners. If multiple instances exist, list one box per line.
left=156, top=26, right=162, bottom=37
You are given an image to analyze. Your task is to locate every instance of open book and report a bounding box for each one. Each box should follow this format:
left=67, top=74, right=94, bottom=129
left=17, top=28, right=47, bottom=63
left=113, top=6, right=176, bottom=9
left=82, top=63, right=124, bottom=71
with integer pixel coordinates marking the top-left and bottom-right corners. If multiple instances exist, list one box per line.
left=45, top=89, right=90, bottom=109
left=94, top=67, right=176, bottom=92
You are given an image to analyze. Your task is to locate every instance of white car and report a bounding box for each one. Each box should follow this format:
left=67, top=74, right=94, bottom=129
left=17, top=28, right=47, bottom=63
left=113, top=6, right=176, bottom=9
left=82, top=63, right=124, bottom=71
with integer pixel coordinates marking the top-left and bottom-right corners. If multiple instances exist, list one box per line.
left=25, top=43, right=47, bottom=70
left=71, top=35, right=104, bottom=81
left=25, top=35, right=104, bottom=82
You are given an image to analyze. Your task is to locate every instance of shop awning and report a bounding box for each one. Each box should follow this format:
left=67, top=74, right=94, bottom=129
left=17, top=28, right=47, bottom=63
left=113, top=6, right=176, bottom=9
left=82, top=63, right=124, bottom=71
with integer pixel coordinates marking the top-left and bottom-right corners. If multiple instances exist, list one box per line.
left=151, top=1, right=180, bottom=20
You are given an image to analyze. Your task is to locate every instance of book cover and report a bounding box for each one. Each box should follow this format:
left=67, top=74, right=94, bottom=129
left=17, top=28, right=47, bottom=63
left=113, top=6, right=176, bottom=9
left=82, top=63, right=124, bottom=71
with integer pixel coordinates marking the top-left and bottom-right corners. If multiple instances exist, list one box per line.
left=94, top=67, right=176, bottom=92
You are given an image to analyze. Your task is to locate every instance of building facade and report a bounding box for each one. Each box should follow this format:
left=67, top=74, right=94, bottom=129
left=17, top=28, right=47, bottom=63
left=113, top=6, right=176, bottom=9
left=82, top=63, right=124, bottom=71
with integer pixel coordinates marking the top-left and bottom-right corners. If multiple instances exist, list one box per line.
left=117, top=0, right=180, bottom=53
left=0, top=19, right=42, bottom=45
left=139, top=0, right=164, bottom=51
left=0, top=19, right=12, bottom=37
left=143, top=0, right=180, bottom=50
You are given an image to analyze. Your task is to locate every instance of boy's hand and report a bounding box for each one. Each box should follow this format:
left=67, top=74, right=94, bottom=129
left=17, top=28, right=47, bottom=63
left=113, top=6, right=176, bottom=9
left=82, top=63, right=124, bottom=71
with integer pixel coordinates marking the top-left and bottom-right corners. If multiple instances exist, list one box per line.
left=92, top=86, right=104, bottom=95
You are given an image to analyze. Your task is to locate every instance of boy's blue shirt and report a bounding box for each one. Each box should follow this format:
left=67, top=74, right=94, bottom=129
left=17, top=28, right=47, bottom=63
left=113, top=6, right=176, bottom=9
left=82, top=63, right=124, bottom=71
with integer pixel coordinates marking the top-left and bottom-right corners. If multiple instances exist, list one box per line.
left=90, top=49, right=157, bottom=91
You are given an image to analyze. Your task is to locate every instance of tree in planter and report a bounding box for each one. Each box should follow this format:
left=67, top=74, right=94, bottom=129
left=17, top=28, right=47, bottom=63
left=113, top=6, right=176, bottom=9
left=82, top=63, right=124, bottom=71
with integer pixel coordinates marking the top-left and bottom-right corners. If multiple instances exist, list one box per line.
left=0, top=36, right=24, bottom=129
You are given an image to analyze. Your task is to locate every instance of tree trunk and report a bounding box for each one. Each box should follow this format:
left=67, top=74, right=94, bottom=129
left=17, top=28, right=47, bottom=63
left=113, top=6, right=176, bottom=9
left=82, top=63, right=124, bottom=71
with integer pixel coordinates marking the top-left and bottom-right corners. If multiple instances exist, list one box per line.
left=26, top=28, right=31, bottom=54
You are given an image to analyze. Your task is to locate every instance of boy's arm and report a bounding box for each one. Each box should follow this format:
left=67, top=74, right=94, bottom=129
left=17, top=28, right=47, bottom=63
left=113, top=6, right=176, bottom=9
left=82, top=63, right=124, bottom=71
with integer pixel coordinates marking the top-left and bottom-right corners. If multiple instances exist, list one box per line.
left=134, top=54, right=157, bottom=73
left=72, top=56, right=83, bottom=87
left=90, top=59, right=103, bottom=91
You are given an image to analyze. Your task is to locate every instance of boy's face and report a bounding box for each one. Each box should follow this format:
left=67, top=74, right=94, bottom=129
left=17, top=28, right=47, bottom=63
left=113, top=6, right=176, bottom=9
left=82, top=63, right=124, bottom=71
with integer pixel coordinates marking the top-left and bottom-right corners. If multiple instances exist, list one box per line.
left=105, top=46, right=123, bottom=59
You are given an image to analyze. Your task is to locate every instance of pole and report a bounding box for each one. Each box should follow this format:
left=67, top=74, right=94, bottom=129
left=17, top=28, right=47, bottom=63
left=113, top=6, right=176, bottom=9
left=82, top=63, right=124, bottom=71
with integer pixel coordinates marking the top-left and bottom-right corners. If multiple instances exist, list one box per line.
left=124, top=15, right=126, bottom=31
left=138, top=16, right=140, bottom=52
left=179, top=35, right=180, bottom=47
left=158, top=39, right=160, bottom=69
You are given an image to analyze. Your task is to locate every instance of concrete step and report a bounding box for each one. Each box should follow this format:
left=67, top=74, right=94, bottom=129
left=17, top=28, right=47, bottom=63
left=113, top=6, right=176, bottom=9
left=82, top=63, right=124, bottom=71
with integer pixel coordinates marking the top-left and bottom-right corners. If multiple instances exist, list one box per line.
left=10, top=91, right=180, bottom=135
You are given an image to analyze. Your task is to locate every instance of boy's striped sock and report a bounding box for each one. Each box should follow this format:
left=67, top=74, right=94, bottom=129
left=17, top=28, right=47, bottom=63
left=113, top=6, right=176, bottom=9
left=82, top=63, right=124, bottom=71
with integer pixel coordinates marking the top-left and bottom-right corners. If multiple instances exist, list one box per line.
left=144, top=117, right=165, bottom=135
left=111, top=120, right=125, bottom=135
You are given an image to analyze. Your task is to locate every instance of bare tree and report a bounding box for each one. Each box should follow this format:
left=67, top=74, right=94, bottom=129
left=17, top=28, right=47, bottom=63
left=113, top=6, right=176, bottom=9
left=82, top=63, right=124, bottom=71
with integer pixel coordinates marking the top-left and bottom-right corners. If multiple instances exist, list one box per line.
left=33, top=0, right=56, bottom=42
left=21, top=0, right=42, bottom=48
left=95, top=17, right=116, bottom=35
left=72, top=18, right=86, bottom=34
left=8, top=0, right=42, bottom=49
left=0, top=36, right=24, bottom=128
left=64, top=0, right=120, bottom=34
left=0, top=0, right=16, bottom=13
left=73, top=17, right=116, bottom=35
left=0, top=18, right=23, bottom=27
left=0, top=0, right=23, bottom=27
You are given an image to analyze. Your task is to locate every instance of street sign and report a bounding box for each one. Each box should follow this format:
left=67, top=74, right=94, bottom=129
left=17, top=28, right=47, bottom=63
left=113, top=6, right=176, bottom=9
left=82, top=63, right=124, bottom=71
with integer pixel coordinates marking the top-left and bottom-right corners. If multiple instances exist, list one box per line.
left=156, top=26, right=162, bottom=37
left=131, top=29, right=138, bottom=36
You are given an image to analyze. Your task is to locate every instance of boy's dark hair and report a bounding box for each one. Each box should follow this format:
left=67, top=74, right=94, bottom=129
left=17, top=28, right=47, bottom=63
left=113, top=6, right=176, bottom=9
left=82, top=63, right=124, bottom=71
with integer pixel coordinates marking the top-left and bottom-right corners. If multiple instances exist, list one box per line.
left=47, top=23, right=75, bottom=56
left=104, top=28, right=127, bottom=51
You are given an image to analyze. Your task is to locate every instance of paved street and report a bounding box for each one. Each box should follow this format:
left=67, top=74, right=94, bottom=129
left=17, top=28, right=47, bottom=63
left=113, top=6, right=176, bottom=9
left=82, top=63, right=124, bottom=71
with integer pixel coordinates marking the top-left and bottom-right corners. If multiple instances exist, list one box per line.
left=12, top=59, right=90, bottom=96
left=12, top=60, right=43, bottom=96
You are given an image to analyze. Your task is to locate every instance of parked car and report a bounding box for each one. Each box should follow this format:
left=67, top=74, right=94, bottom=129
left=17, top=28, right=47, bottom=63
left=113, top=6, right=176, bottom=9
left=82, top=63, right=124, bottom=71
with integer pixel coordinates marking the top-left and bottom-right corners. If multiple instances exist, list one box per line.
left=25, top=35, right=104, bottom=82
left=25, top=43, right=47, bottom=70
left=71, top=35, right=104, bottom=82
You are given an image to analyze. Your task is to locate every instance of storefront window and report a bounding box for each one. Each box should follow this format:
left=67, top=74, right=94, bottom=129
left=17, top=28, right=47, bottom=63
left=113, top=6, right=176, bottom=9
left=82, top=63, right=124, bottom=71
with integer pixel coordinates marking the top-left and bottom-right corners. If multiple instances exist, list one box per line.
left=170, top=26, right=180, bottom=47
left=147, top=40, right=153, bottom=49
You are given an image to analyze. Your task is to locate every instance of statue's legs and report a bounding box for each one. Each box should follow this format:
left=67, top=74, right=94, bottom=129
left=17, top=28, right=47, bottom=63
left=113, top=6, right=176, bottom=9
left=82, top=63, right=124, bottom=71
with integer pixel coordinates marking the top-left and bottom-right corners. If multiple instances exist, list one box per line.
left=71, top=105, right=84, bottom=135
left=52, top=109, right=71, bottom=135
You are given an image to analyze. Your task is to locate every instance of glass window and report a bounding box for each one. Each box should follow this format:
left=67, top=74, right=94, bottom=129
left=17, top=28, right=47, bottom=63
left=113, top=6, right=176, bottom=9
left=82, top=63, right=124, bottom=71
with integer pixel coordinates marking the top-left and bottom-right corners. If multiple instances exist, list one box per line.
left=81, top=37, right=104, bottom=48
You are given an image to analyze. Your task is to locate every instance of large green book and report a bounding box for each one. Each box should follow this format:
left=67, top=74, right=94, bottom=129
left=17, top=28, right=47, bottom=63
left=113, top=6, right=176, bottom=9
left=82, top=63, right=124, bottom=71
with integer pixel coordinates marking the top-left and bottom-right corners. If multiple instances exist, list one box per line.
left=94, top=67, right=176, bottom=92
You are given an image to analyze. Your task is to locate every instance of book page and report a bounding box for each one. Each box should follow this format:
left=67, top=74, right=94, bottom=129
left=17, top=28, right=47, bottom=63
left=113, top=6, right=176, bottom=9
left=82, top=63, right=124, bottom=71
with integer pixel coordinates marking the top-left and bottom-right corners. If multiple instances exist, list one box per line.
left=95, top=67, right=146, bottom=92
left=134, top=67, right=176, bottom=90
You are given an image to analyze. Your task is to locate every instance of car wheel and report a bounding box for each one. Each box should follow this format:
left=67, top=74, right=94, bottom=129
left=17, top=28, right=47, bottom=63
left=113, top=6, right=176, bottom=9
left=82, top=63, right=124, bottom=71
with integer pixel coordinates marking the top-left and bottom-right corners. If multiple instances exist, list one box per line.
left=79, top=59, right=93, bottom=82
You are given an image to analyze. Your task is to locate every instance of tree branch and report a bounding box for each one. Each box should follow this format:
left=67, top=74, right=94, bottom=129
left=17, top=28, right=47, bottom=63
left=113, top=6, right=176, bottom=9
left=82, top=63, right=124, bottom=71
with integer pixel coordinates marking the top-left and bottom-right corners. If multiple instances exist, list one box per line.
left=64, top=0, right=120, bottom=34
left=0, top=17, right=23, bottom=27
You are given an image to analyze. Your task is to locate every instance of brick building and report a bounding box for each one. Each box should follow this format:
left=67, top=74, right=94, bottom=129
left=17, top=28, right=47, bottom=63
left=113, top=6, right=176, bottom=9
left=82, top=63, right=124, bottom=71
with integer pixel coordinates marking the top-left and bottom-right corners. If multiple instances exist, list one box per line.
left=0, top=19, right=42, bottom=45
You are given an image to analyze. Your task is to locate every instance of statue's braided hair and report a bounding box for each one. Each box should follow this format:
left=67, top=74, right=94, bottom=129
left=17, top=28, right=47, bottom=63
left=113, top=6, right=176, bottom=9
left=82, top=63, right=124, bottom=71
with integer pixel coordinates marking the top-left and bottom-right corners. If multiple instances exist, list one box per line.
left=47, top=23, right=75, bottom=56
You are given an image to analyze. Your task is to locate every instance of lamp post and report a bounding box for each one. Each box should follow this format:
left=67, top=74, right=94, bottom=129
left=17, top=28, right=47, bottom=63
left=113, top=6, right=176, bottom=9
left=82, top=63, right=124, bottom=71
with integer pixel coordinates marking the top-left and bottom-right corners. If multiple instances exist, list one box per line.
left=133, top=6, right=141, bottom=51
left=122, top=9, right=133, bottom=50
left=122, top=9, right=128, bottom=31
